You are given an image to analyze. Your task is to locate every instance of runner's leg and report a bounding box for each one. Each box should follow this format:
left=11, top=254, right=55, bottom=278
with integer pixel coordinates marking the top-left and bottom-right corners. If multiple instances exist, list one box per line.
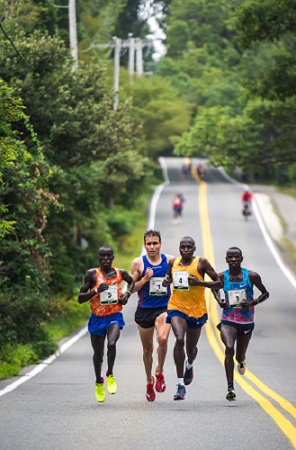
left=155, top=312, right=171, bottom=374
left=171, top=316, right=187, bottom=378
left=138, top=325, right=155, bottom=384
left=220, top=324, right=237, bottom=386
left=106, top=323, right=121, bottom=375
left=90, top=334, right=106, bottom=383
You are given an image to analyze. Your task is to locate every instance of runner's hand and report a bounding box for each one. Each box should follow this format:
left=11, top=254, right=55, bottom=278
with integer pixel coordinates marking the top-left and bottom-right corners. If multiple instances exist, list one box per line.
left=144, top=267, right=154, bottom=282
left=119, top=293, right=129, bottom=305
left=239, top=299, right=253, bottom=309
left=218, top=298, right=227, bottom=309
left=188, top=274, right=201, bottom=286
left=96, top=283, right=109, bottom=293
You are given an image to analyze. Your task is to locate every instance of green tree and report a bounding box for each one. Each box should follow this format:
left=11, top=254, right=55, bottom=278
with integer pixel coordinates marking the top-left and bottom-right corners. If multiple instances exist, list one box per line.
left=122, top=73, right=192, bottom=158
left=0, top=78, right=57, bottom=352
left=234, top=0, right=296, bottom=101
left=173, top=99, right=296, bottom=176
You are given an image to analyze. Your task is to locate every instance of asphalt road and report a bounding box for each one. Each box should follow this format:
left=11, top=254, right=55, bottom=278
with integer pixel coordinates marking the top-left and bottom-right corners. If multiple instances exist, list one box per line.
left=1, top=156, right=296, bottom=450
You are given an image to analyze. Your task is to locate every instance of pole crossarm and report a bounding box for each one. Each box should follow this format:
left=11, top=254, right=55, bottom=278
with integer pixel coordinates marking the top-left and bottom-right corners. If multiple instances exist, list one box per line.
left=81, top=37, right=153, bottom=110
left=83, top=39, right=152, bottom=51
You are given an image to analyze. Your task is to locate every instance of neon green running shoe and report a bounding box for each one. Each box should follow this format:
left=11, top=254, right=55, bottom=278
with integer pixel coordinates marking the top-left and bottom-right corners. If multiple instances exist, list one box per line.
left=106, top=374, right=117, bottom=394
left=226, top=388, right=236, bottom=401
left=95, top=382, right=106, bottom=402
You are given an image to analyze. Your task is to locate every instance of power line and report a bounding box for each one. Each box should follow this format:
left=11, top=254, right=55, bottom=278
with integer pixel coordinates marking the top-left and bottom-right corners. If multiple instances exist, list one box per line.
left=0, top=21, right=31, bottom=70
left=44, top=0, right=69, bottom=9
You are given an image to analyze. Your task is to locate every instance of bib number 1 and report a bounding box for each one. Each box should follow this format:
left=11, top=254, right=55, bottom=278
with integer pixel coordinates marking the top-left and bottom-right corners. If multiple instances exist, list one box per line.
left=149, top=277, right=167, bottom=296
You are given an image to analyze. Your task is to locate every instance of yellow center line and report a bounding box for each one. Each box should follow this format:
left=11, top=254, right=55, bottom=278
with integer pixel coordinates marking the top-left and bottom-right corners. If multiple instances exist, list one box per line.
left=198, top=180, right=296, bottom=449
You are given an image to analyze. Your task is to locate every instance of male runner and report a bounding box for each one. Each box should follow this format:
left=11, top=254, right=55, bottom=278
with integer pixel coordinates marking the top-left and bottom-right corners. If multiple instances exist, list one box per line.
left=212, top=247, right=269, bottom=401
left=163, top=236, right=222, bottom=400
left=78, top=246, right=134, bottom=403
left=131, top=230, right=174, bottom=402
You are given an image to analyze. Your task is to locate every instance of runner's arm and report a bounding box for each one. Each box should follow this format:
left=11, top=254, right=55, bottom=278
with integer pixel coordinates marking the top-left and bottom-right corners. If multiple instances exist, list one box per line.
left=211, top=273, right=227, bottom=308
left=130, top=257, right=152, bottom=292
left=119, top=270, right=135, bottom=304
left=191, top=258, right=222, bottom=289
left=78, top=269, right=108, bottom=304
left=162, top=258, right=175, bottom=287
left=249, top=271, right=269, bottom=306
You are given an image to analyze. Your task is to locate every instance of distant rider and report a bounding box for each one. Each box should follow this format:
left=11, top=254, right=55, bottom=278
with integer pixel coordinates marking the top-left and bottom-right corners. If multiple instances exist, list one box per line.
left=242, top=189, right=252, bottom=217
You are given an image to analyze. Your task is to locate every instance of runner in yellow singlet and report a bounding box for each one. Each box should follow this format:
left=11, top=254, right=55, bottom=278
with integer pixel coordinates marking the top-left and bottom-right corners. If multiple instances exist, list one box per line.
left=162, top=236, right=222, bottom=400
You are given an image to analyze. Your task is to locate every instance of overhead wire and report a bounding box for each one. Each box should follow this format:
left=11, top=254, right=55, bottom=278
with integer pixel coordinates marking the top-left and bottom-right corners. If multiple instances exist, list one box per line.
left=0, top=21, right=31, bottom=70
left=44, top=0, right=69, bottom=9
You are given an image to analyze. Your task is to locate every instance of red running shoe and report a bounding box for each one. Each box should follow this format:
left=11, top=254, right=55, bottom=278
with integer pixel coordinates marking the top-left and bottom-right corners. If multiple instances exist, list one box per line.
left=146, top=376, right=156, bottom=402
left=155, top=373, right=166, bottom=393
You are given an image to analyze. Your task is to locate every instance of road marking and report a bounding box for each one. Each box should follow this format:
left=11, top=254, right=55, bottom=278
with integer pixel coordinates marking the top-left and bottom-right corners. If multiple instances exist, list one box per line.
left=0, top=326, right=87, bottom=397
left=198, top=180, right=296, bottom=449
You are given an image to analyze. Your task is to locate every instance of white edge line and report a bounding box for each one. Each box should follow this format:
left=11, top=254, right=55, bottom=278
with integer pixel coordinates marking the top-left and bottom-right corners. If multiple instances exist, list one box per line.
left=1, top=158, right=170, bottom=397
left=218, top=166, right=296, bottom=290
left=141, top=157, right=170, bottom=255
left=0, top=326, right=88, bottom=397
left=252, top=199, right=296, bottom=289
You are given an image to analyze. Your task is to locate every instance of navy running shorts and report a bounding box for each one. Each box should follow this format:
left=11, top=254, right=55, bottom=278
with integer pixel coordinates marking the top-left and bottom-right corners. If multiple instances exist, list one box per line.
left=217, top=320, right=255, bottom=336
left=166, top=310, right=208, bottom=329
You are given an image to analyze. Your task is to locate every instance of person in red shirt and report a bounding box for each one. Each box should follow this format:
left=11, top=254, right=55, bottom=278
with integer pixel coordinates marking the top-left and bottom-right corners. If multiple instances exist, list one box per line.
left=242, top=189, right=252, bottom=203
left=242, top=189, right=252, bottom=217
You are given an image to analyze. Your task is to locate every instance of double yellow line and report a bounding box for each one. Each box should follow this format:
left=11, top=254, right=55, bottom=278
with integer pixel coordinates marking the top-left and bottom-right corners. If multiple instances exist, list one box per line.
left=198, top=180, right=296, bottom=449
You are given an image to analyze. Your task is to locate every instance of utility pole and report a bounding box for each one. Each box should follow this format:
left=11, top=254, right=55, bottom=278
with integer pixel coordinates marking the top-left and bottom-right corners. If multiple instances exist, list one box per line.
left=84, top=37, right=152, bottom=110
left=135, top=38, right=144, bottom=76
left=128, top=34, right=135, bottom=77
left=113, top=37, right=121, bottom=111
left=69, top=0, right=78, bottom=70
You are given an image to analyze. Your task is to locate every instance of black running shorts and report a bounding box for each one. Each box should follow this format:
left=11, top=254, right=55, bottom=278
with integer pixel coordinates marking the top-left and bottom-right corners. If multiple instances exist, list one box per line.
left=135, top=306, right=167, bottom=329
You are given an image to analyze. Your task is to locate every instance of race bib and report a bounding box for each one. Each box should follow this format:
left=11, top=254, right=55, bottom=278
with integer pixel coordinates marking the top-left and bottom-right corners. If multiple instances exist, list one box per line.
left=100, top=285, right=118, bottom=305
left=228, top=289, right=246, bottom=307
left=149, top=277, right=167, bottom=296
left=173, top=271, right=189, bottom=290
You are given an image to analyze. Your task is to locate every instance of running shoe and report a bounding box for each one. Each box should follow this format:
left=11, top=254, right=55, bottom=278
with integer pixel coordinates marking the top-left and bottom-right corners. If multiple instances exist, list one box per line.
left=174, top=384, right=186, bottom=400
left=146, top=376, right=156, bottom=402
left=184, top=364, right=194, bottom=386
left=106, top=373, right=117, bottom=394
left=237, top=360, right=246, bottom=375
left=95, top=382, right=106, bottom=403
left=226, top=388, right=236, bottom=401
left=155, top=373, right=166, bottom=393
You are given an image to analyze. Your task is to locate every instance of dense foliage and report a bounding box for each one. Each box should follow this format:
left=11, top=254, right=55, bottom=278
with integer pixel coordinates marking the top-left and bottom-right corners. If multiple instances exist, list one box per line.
left=158, top=0, right=296, bottom=181
left=0, top=78, right=56, bottom=354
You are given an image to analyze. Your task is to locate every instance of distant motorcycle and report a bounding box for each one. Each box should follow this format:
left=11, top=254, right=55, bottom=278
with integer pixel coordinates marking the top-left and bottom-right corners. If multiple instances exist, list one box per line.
left=242, top=201, right=252, bottom=220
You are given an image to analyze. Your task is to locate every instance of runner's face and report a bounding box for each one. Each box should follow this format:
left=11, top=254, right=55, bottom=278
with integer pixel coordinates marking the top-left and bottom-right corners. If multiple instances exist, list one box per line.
left=179, top=240, right=195, bottom=258
left=144, top=236, right=162, bottom=257
left=225, top=250, right=242, bottom=268
left=98, top=250, right=114, bottom=269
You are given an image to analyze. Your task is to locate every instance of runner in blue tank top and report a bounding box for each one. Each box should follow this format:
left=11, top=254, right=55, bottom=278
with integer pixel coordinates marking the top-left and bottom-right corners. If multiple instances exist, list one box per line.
left=212, top=247, right=269, bottom=402
left=131, top=230, right=174, bottom=402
